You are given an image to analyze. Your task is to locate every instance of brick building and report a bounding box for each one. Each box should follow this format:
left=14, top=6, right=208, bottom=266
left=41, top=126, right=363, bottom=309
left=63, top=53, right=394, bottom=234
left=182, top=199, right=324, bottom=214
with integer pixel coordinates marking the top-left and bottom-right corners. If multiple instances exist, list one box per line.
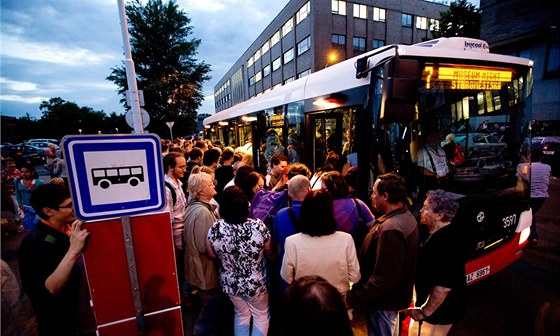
left=480, top=0, right=560, bottom=121
left=213, top=0, right=449, bottom=113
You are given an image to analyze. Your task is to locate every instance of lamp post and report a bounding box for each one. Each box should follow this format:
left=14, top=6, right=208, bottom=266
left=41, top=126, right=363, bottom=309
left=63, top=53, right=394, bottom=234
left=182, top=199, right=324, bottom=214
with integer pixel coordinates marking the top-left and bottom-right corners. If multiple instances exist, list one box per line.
left=115, top=128, right=119, bottom=134
left=325, top=52, right=337, bottom=68
left=78, top=129, right=82, bottom=135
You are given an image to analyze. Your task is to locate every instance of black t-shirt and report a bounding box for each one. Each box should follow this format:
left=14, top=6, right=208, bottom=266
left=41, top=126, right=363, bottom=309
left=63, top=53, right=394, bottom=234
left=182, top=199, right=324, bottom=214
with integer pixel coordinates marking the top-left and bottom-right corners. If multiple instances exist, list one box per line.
left=415, top=223, right=467, bottom=325
left=214, top=165, right=234, bottom=201
left=19, top=221, right=91, bottom=336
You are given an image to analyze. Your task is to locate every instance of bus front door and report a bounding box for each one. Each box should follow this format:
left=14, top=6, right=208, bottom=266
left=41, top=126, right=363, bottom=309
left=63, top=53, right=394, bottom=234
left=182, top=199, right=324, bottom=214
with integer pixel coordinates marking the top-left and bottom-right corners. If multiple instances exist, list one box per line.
left=309, top=113, right=343, bottom=172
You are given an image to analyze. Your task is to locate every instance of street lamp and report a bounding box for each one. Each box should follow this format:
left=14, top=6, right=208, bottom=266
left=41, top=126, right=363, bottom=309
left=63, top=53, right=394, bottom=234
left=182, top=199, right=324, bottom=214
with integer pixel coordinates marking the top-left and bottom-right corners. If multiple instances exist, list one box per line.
left=115, top=128, right=119, bottom=134
left=325, top=52, right=337, bottom=68
left=78, top=129, right=82, bottom=135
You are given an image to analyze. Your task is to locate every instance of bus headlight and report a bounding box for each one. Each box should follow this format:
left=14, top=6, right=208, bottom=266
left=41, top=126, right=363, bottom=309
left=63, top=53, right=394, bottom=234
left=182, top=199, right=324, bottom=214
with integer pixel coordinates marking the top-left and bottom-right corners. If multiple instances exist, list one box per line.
left=517, top=208, right=532, bottom=245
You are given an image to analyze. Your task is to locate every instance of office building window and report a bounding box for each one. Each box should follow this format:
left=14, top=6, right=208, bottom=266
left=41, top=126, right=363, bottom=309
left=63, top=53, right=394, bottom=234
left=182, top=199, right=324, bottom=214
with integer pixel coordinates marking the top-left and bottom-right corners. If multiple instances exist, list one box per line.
left=332, top=34, right=346, bottom=49
left=402, top=14, right=412, bottom=27
left=255, top=71, right=262, bottom=83
left=429, top=18, right=440, bottom=31
left=284, top=77, right=295, bottom=84
left=263, top=65, right=271, bottom=77
left=249, top=77, right=254, bottom=86
left=416, top=16, right=427, bottom=30
left=332, top=0, right=346, bottom=16
left=284, top=48, right=294, bottom=64
left=545, top=42, right=559, bottom=76
left=296, top=1, right=310, bottom=24
left=282, top=18, right=294, bottom=37
left=372, top=39, right=385, bottom=49
left=271, top=31, right=280, bottom=47
left=254, top=49, right=261, bottom=61
left=353, top=4, right=367, bottom=19
left=353, top=37, right=366, bottom=51
left=298, top=69, right=311, bottom=79
left=247, top=56, right=254, bottom=68
left=297, top=36, right=311, bottom=55
left=373, top=7, right=386, bottom=22
left=273, top=83, right=282, bottom=90
left=272, top=57, right=281, bottom=71
left=261, top=40, right=270, bottom=55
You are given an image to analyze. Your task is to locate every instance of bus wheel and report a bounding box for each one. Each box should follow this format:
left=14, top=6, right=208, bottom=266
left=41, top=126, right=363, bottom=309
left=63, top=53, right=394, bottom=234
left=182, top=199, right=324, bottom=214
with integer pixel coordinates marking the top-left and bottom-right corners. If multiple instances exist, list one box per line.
left=99, top=180, right=111, bottom=189
left=128, top=177, right=140, bottom=187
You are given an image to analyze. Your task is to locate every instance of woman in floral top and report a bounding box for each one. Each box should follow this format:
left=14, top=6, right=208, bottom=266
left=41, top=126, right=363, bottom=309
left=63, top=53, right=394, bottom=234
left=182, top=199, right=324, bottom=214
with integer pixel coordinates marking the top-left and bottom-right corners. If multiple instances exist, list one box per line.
left=206, top=185, right=272, bottom=336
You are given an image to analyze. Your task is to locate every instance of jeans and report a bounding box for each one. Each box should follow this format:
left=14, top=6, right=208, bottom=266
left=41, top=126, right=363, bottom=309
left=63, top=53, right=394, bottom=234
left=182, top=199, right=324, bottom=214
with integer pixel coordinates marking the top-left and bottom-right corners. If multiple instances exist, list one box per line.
left=193, top=287, right=223, bottom=336
left=366, top=309, right=398, bottom=336
left=228, top=292, right=269, bottom=336
left=530, top=197, right=547, bottom=240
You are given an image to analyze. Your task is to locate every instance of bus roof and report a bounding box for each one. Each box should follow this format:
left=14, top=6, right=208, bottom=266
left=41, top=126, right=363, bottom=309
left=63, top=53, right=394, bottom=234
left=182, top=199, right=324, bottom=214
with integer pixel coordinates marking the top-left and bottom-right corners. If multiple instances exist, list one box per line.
left=204, top=37, right=532, bottom=125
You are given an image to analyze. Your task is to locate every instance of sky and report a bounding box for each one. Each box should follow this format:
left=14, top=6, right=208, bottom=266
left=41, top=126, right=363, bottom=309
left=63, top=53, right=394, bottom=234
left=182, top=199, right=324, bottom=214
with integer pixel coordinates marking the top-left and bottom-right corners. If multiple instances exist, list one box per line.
left=0, top=0, right=479, bottom=122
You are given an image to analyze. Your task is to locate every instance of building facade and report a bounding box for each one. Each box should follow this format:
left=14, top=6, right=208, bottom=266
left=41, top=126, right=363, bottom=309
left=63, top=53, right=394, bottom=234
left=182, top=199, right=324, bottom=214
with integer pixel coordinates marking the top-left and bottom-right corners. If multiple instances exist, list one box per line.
left=480, top=0, right=560, bottom=121
left=213, top=0, right=449, bottom=113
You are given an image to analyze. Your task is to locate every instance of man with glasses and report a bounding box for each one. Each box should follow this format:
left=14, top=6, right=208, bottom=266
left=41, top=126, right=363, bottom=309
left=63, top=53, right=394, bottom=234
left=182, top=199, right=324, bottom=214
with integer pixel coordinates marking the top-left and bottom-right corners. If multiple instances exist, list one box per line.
left=19, top=183, right=95, bottom=336
left=163, top=152, right=189, bottom=295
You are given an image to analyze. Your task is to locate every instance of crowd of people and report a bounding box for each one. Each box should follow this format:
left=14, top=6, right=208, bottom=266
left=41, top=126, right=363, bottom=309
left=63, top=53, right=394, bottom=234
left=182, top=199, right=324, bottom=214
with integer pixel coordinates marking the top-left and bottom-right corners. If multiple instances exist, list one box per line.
left=3, top=133, right=551, bottom=336
left=144, top=137, right=470, bottom=336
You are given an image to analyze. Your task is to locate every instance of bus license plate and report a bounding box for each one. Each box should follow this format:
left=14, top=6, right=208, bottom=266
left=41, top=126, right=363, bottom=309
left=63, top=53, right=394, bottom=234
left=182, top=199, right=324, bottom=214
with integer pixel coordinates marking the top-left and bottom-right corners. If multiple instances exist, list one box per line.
left=543, top=150, right=554, bottom=155
left=466, top=265, right=491, bottom=283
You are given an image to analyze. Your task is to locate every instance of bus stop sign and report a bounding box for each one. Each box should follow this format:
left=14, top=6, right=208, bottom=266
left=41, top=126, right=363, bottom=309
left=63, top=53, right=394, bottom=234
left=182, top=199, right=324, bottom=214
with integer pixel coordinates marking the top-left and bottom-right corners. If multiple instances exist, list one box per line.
left=62, top=134, right=165, bottom=221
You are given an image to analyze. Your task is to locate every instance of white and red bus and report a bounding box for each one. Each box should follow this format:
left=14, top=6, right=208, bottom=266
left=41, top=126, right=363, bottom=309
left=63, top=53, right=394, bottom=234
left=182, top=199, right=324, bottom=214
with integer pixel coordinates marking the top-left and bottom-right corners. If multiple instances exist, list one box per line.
left=204, top=37, right=533, bottom=284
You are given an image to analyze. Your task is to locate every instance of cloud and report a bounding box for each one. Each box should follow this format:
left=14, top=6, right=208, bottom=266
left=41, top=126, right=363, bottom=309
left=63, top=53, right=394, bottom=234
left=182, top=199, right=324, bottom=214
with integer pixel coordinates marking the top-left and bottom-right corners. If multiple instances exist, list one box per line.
left=0, top=94, right=47, bottom=104
left=0, top=78, right=38, bottom=91
left=1, top=35, right=116, bottom=66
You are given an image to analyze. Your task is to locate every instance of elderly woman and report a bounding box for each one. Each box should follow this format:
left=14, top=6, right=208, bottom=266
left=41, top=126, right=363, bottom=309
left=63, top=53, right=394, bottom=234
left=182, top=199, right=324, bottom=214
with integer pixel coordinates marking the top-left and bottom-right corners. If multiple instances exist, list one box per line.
left=184, top=172, right=221, bottom=336
left=207, top=186, right=272, bottom=336
left=281, top=190, right=360, bottom=302
left=405, top=189, right=466, bottom=336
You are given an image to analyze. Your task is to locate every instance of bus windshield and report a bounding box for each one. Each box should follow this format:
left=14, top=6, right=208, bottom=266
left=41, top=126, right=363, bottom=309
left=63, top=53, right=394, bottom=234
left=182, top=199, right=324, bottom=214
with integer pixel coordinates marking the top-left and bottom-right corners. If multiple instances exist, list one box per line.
left=378, top=60, right=532, bottom=199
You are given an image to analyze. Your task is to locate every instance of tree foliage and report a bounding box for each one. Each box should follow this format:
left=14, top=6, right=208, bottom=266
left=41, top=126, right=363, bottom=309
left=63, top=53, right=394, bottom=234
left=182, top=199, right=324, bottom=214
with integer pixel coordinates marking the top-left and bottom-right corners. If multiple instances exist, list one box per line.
left=107, top=0, right=211, bottom=138
left=431, top=0, right=481, bottom=39
left=8, top=97, right=127, bottom=143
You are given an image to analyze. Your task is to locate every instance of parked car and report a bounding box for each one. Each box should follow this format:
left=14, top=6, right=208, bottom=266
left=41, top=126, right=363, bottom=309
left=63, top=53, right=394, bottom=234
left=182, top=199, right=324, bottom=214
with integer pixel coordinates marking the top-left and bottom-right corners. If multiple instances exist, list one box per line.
left=453, top=133, right=507, bottom=158
left=27, top=141, right=60, bottom=150
left=531, top=135, right=560, bottom=174
left=0, top=144, right=46, bottom=165
left=24, top=138, right=60, bottom=146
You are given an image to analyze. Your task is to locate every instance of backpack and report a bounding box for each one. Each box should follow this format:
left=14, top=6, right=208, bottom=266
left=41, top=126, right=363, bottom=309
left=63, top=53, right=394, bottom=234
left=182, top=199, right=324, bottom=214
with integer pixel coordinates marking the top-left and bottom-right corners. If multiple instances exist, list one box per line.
left=165, top=181, right=177, bottom=206
left=249, top=189, right=290, bottom=230
left=453, top=142, right=465, bottom=166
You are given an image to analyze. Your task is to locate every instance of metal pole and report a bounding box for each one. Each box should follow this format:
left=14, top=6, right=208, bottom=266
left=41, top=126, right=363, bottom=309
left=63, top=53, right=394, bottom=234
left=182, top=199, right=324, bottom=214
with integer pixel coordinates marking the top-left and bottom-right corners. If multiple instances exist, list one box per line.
left=117, top=0, right=144, bottom=134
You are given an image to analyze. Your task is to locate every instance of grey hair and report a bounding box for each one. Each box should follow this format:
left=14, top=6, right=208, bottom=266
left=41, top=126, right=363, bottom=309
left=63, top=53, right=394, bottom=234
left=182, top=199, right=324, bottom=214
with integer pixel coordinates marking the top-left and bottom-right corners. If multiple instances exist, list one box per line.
left=426, top=189, right=459, bottom=222
left=188, top=172, right=212, bottom=199
left=288, top=175, right=311, bottom=200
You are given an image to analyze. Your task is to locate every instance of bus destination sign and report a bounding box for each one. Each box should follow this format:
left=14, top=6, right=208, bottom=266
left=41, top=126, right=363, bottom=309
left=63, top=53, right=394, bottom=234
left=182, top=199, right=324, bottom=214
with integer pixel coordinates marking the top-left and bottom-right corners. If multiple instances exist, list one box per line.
left=423, top=65, right=513, bottom=90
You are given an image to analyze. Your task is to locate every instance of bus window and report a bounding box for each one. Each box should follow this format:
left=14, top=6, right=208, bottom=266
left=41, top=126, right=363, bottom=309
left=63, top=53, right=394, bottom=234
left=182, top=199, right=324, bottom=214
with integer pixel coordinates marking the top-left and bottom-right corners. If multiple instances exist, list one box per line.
left=287, top=101, right=304, bottom=163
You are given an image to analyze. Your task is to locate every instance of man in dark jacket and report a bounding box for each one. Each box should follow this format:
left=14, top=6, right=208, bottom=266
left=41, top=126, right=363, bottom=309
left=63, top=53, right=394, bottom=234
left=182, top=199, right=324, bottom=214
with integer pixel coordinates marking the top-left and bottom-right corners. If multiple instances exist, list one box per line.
left=347, top=173, right=418, bottom=336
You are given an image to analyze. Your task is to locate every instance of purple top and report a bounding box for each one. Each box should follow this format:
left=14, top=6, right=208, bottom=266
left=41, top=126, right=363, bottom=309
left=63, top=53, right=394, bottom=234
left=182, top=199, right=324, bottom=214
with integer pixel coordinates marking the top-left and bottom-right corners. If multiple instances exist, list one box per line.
left=333, top=198, right=375, bottom=235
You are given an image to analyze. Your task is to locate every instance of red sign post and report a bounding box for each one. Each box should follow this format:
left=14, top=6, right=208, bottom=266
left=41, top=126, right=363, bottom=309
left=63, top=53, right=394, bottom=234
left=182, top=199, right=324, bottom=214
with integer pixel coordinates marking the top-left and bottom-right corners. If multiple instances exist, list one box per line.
left=83, top=212, right=183, bottom=335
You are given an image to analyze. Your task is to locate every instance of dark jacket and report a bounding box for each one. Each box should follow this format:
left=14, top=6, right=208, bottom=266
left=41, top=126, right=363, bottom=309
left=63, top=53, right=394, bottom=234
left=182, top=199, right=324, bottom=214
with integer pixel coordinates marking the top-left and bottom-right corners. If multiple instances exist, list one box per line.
left=347, top=206, right=418, bottom=311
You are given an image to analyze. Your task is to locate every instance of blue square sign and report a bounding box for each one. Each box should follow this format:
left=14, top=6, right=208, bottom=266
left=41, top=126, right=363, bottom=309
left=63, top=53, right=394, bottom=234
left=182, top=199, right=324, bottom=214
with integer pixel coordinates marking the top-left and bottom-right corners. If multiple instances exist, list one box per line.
left=62, top=134, right=165, bottom=221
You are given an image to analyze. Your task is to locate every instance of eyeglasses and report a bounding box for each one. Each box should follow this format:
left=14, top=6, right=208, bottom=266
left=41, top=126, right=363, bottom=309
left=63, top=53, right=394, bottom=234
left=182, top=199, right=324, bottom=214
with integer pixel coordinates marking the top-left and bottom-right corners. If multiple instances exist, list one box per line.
left=58, top=202, right=73, bottom=209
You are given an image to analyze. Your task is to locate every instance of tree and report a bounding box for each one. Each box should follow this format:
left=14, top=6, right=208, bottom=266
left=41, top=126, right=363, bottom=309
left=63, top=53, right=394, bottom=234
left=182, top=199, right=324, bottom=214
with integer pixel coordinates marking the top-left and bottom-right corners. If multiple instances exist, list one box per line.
left=107, top=0, right=211, bottom=137
left=431, top=0, right=481, bottom=39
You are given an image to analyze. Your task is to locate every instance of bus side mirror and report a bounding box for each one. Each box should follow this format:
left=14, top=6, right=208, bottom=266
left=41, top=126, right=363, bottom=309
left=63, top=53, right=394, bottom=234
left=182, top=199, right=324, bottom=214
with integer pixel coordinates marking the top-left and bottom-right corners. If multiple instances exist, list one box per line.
left=381, top=59, right=419, bottom=123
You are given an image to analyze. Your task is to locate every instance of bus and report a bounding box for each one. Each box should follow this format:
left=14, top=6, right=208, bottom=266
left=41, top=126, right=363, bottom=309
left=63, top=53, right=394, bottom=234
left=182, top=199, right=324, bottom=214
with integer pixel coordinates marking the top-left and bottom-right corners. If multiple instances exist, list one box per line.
left=91, top=165, right=144, bottom=189
left=204, top=37, right=533, bottom=284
